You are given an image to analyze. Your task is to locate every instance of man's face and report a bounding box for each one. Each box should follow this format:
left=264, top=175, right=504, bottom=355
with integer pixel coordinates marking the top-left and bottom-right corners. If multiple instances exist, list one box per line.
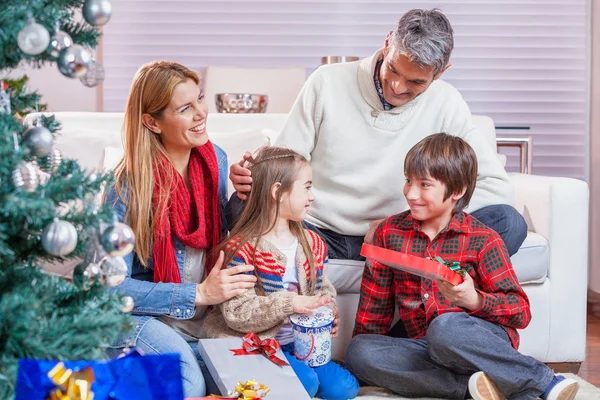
left=379, top=41, right=447, bottom=107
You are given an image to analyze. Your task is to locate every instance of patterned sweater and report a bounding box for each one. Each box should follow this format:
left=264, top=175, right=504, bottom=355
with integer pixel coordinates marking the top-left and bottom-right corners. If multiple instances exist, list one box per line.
left=203, top=229, right=337, bottom=339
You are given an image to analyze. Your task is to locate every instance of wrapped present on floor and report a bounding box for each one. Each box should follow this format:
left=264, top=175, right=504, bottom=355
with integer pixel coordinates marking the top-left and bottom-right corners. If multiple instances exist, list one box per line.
left=15, top=350, right=184, bottom=400
left=198, top=333, right=310, bottom=400
left=361, top=243, right=465, bottom=285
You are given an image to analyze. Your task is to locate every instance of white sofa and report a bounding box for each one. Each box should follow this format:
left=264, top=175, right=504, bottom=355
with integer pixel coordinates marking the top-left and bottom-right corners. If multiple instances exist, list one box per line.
left=26, top=112, right=589, bottom=370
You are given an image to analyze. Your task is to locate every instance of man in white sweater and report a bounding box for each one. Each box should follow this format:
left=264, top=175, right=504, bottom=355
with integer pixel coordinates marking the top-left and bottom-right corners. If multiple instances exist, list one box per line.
left=228, top=8, right=526, bottom=260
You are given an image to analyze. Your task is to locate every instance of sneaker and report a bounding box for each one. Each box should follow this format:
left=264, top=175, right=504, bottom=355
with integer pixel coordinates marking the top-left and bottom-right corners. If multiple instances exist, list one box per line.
left=468, top=371, right=506, bottom=400
left=542, top=375, right=579, bottom=400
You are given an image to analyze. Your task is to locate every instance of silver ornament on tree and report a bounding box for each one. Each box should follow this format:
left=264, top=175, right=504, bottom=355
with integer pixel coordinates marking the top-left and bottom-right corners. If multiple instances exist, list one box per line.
left=0, top=81, right=10, bottom=115
left=39, top=147, right=62, bottom=173
left=23, top=119, right=53, bottom=157
left=98, top=256, right=128, bottom=286
left=80, top=58, right=105, bottom=88
left=100, top=222, right=135, bottom=257
left=47, top=23, right=72, bottom=60
left=58, top=44, right=91, bottom=78
left=17, top=14, right=50, bottom=55
left=121, top=296, right=134, bottom=313
left=42, top=219, right=78, bottom=256
left=83, top=0, right=113, bottom=26
left=12, top=162, right=39, bottom=192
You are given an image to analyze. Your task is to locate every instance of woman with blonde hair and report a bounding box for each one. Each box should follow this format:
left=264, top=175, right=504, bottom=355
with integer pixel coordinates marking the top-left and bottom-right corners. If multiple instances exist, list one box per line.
left=104, top=60, right=256, bottom=397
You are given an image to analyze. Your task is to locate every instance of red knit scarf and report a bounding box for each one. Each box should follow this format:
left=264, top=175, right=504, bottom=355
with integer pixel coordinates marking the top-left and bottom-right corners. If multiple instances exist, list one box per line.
left=152, top=143, right=221, bottom=283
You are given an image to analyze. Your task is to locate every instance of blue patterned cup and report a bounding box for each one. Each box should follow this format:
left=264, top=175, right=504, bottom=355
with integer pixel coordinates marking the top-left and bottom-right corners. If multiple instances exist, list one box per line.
left=289, top=306, right=335, bottom=367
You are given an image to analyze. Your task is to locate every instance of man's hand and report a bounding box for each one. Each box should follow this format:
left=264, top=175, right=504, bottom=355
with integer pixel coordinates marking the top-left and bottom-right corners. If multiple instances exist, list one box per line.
left=195, top=251, right=258, bottom=306
left=436, top=272, right=482, bottom=311
left=229, top=152, right=253, bottom=200
left=292, top=293, right=332, bottom=314
left=364, top=218, right=385, bottom=244
left=331, top=308, right=340, bottom=338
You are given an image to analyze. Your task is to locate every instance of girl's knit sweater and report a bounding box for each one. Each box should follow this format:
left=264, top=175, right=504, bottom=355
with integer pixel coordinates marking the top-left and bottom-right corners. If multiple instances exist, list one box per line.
left=203, top=229, right=337, bottom=339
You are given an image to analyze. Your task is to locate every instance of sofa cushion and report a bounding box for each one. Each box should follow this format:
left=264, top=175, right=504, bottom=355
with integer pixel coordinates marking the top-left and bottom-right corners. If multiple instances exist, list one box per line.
left=328, top=259, right=365, bottom=294
left=510, top=231, right=549, bottom=284
left=327, top=230, right=549, bottom=295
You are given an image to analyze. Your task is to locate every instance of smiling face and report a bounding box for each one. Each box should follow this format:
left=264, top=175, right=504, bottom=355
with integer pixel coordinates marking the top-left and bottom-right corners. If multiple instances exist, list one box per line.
left=143, top=78, right=208, bottom=154
left=379, top=39, right=448, bottom=107
left=279, top=162, right=314, bottom=222
left=403, top=174, right=463, bottom=228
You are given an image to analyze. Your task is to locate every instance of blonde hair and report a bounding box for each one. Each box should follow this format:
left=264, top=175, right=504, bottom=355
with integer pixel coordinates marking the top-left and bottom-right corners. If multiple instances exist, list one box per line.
left=113, top=61, right=199, bottom=265
left=215, top=146, right=317, bottom=294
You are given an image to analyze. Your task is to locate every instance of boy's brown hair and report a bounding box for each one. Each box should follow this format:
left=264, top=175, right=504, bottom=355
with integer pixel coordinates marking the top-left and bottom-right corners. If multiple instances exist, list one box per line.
left=404, top=133, right=477, bottom=213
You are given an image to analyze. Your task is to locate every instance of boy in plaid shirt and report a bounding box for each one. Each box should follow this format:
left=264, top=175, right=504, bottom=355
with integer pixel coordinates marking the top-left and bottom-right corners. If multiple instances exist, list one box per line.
left=345, top=133, right=578, bottom=400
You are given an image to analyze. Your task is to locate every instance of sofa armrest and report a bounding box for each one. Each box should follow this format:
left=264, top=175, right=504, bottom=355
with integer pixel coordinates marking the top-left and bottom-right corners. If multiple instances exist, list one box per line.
left=510, top=172, right=588, bottom=360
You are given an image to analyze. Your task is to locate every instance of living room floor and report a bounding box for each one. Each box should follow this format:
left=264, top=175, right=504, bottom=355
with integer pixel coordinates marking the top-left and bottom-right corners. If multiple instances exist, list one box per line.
left=579, top=312, right=600, bottom=385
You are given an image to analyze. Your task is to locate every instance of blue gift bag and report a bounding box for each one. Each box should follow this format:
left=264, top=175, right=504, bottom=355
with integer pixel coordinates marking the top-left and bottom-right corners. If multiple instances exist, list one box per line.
left=15, top=351, right=184, bottom=400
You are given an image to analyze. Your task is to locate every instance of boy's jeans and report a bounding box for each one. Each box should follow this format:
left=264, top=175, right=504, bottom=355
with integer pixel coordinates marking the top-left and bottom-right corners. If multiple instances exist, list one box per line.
left=345, top=313, right=554, bottom=400
left=305, top=204, right=527, bottom=260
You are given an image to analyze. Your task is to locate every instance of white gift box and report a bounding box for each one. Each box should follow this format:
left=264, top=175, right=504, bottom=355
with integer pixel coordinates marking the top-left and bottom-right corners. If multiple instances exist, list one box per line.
left=198, top=338, right=310, bottom=399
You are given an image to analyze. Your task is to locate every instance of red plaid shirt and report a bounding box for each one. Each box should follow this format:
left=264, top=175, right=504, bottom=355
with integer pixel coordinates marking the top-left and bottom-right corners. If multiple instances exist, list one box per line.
left=353, top=210, right=531, bottom=349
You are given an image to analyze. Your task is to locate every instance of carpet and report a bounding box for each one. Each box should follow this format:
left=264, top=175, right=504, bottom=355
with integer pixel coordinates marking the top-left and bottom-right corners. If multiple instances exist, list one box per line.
left=351, top=374, right=600, bottom=400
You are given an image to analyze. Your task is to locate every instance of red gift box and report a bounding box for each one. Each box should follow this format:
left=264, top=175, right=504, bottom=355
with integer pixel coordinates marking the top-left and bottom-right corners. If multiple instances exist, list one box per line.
left=360, top=243, right=464, bottom=286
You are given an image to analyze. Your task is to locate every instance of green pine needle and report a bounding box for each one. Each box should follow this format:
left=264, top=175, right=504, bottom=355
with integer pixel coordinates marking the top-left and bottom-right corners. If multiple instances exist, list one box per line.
left=0, top=1, right=132, bottom=398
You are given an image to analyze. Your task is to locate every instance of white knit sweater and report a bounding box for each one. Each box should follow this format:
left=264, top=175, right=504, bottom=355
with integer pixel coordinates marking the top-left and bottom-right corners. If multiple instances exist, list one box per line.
left=275, top=49, right=513, bottom=236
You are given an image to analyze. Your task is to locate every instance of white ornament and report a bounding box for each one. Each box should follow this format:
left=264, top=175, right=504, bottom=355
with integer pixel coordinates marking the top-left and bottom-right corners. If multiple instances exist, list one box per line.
left=121, top=296, right=135, bottom=313
left=83, top=0, right=113, bottom=26
left=99, top=256, right=128, bottom=287
left=12, top=162, right=39, bottom=192
left=17, top=16, right=50, bottom=55
left=80, top=59, right=105, bottom=87
left=40, top=148, right=62, bottom=173
left=41, top=219, right=78, bottom=256
left=0, top=81, right=10, bottom=114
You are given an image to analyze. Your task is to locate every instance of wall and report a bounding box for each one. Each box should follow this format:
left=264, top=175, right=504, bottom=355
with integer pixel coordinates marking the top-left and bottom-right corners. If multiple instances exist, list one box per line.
left=590, top=0, right=600, bottom=294
left=6, top=64, right=99, bottom=112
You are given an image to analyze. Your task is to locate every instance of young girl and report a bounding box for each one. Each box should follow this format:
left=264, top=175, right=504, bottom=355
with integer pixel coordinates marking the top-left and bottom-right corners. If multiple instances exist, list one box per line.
left=203, top=146, right=359, bottom=400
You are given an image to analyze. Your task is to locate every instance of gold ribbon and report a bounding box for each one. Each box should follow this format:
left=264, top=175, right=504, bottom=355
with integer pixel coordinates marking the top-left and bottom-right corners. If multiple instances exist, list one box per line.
left=208, top=379, right=270, bottom=399
left=47, top=362, right=95, bottom=400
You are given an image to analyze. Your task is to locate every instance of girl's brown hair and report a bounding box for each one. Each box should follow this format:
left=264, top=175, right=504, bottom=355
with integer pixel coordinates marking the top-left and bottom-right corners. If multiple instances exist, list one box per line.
left=112, top=61, right=199, bottom=265
left=216, top=146, right=317, bottom=294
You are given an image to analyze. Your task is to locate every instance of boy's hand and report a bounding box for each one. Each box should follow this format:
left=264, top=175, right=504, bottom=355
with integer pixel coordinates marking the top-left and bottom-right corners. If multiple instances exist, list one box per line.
left=292, top=293, right=332, bottom=314
left=331, top=309, right=340, bottom=338
left=436, top=273, right=482, bottom=311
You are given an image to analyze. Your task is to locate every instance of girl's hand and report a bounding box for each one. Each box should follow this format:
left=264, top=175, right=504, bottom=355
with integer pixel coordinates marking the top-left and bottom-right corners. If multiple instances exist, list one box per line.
left=331, top=309, right=340, bottom=338
left=292, top=293, right=332, bottom=314
left=195, top=251, right=257, bottom=306
left=436, top=272, right=482, bottom=311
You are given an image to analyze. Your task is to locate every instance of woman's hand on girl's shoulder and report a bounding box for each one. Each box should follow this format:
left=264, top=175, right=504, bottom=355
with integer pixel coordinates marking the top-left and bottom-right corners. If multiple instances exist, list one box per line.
left=292, top=293, right=332, bottom=314
left=195, top=251, right=257, bottom=306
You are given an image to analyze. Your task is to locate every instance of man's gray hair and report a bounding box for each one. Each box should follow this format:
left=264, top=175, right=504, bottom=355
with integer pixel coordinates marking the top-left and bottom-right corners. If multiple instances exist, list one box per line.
left=391, top=9, right=454, bottom=76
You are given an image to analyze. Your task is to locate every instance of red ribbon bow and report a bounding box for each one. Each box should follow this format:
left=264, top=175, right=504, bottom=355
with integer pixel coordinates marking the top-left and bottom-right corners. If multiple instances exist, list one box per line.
left=229, top=332, right=289, bottom=367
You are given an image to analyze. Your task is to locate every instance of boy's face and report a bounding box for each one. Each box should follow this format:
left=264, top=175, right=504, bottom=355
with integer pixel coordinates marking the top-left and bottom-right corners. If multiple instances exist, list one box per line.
left=403, top=174, right=462, bottom=225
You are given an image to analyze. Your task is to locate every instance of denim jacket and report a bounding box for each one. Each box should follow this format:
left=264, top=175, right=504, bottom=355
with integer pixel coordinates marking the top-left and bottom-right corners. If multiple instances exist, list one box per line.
left=104, top=144, right=228, bottom=347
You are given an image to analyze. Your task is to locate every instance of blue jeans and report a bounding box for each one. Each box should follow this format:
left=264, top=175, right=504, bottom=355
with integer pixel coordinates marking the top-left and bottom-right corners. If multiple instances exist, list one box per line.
left=345, top=313, right=554, bottom=400
left=106, top=318, right=218, bottom=398
left=280, top=343, right=359, bottom=400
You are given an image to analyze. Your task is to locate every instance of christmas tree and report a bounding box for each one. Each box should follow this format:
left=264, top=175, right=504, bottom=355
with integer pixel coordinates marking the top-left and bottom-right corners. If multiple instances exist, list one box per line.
left=0, top=1, right=132, bottom=398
